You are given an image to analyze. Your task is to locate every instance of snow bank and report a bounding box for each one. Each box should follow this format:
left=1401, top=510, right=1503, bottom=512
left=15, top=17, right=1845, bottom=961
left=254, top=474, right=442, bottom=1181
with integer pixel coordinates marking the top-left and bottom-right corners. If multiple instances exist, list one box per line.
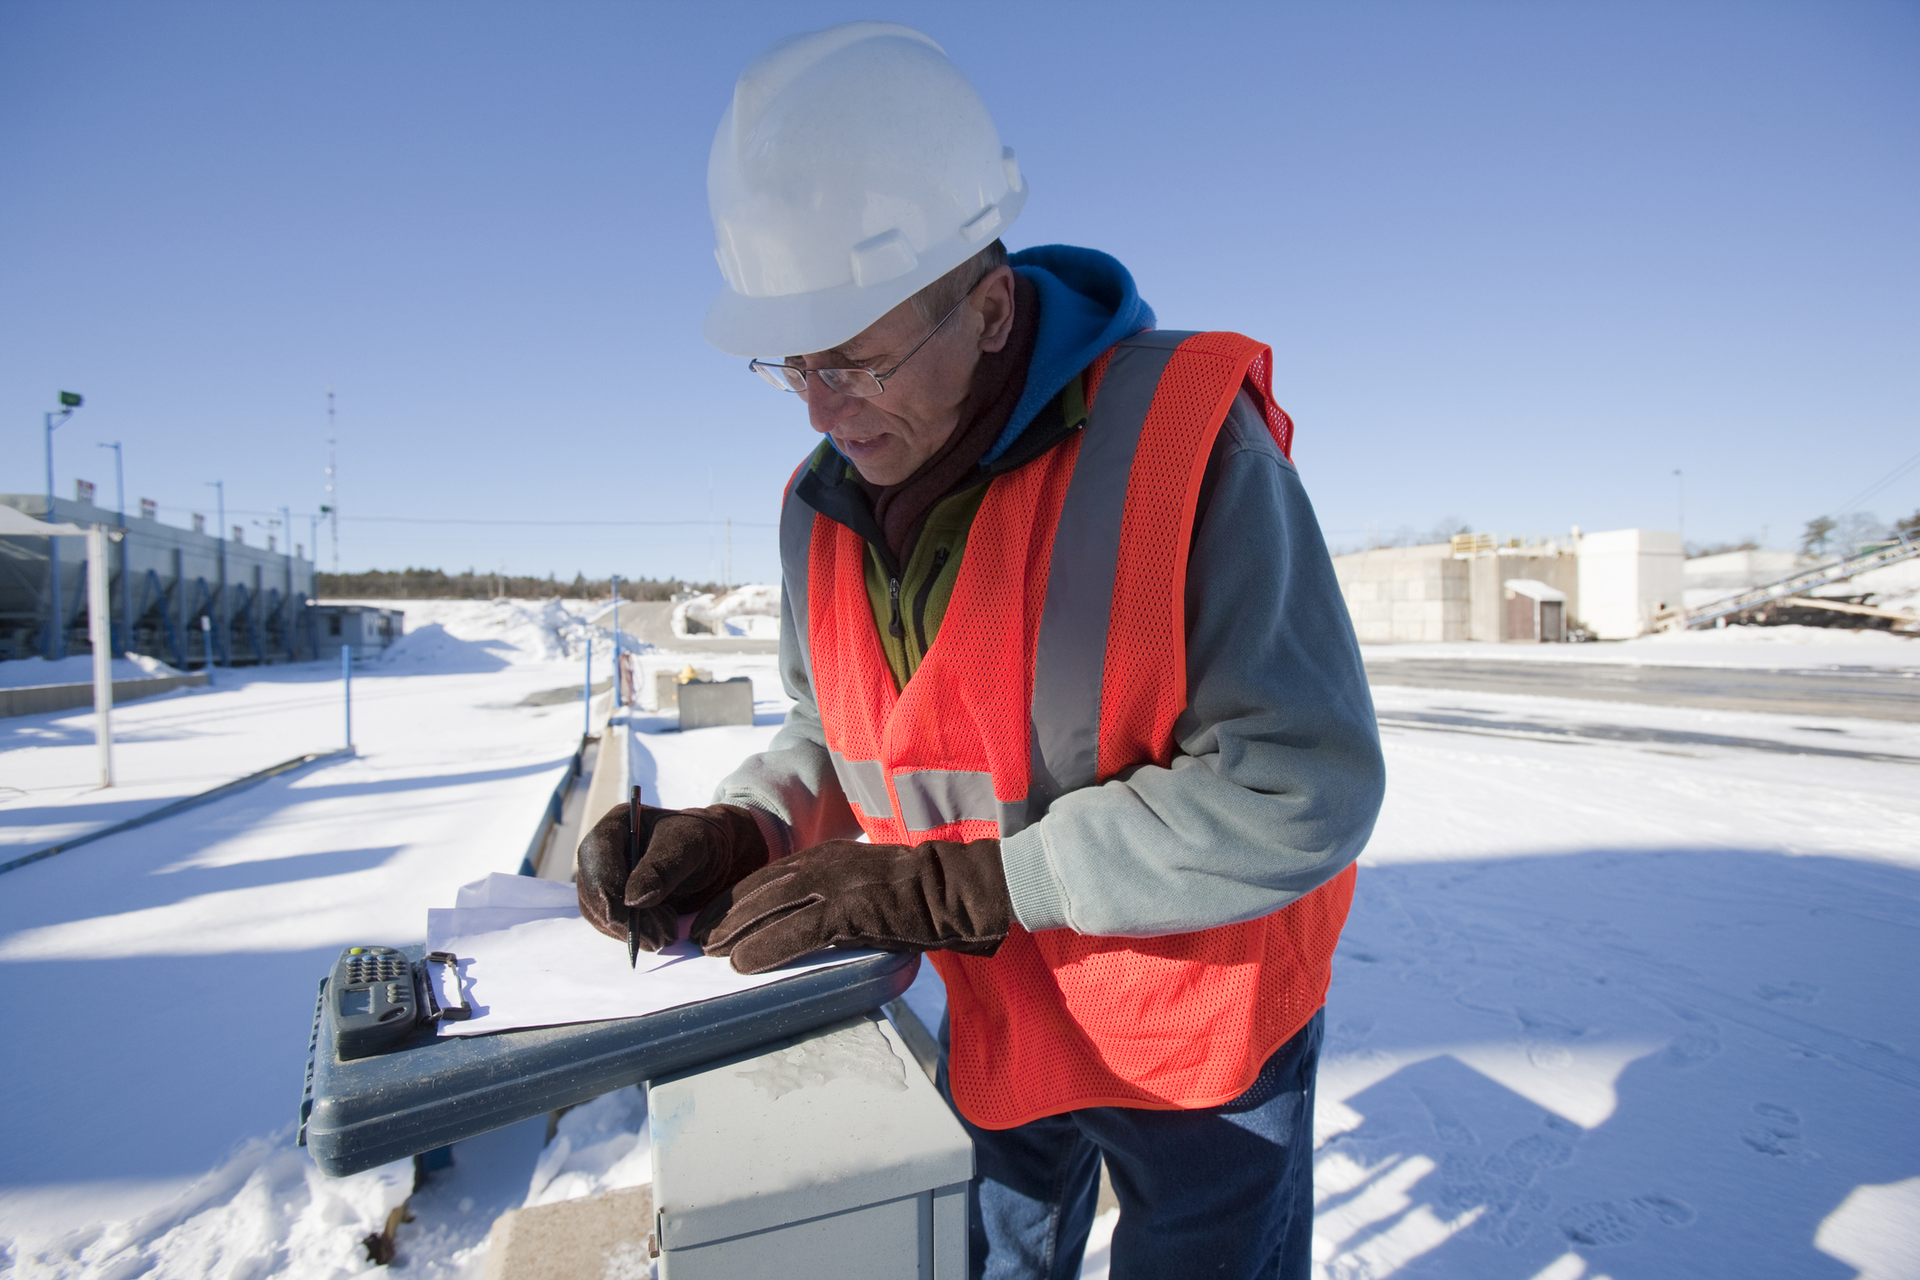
left=522, top=1087, right=652, bottom=1209
left=15, top=1133, right=415, bottom=1280
left=670, top=585, right=780, bottom=639
left=1364, top=623, right=1919, bottom=670
left=1844, top=553, right=1920, bottom=615
left=9, top=1087, right=650, bottom=1280
left=0, top=653, right=182, bottom=689
left=331, top=599, right=650, bottom=675
left=1634, top=622, right=1917, bottom=651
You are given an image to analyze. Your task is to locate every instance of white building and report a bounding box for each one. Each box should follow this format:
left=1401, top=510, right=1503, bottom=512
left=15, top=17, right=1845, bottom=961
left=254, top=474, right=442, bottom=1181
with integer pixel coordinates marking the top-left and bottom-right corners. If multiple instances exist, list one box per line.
left=1574, top=529, right=1683, bottom=639
left=1330, top=528, right=1683, bottom=643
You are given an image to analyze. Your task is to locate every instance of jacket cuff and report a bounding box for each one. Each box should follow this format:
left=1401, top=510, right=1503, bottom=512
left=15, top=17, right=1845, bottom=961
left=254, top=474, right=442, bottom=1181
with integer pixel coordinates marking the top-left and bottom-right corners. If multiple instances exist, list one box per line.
left=999, top=825, right=1072, bottom=933
left=741, top=803, right=794, bottom=862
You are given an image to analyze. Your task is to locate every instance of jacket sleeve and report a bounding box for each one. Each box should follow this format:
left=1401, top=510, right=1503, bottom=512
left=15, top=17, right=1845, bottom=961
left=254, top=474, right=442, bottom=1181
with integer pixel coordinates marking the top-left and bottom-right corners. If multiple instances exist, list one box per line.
left=997, top=394, right=1385, bottom=937
left=711, top=561, right=864, bottom=861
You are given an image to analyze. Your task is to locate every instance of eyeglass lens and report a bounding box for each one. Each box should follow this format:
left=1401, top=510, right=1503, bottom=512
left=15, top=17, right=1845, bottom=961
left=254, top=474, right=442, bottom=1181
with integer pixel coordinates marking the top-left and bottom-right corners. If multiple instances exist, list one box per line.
left=753, top=362, right=885, bottom=398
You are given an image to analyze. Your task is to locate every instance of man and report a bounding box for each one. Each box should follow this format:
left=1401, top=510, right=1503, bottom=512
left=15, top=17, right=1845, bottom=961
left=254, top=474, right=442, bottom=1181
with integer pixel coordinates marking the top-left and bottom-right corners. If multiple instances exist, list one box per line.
left=578, top=23, right=1384, bottom=1279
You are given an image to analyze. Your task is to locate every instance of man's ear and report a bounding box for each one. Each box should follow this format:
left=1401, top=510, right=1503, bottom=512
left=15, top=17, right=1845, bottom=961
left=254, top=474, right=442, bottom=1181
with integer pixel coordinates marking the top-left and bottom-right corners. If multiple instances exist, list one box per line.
left=972, top=265, right=1018, bottom=354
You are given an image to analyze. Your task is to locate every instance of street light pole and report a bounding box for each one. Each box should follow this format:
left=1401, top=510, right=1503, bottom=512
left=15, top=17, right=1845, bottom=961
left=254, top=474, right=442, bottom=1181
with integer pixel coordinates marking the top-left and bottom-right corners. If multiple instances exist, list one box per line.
left=1674, top=470, right=1685, bottom=547
left=42, top=392, right=81, bottom=659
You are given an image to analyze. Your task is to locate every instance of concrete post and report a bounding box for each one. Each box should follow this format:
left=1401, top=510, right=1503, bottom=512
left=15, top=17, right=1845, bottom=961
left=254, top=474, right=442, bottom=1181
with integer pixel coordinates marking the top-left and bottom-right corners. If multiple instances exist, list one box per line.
left=343, top=644, right=354, bottom=753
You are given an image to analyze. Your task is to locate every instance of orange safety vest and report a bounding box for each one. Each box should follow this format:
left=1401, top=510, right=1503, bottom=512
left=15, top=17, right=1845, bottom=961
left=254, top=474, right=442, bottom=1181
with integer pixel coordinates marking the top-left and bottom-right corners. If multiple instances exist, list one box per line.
left=787, top=330, right=1356, bottom=1129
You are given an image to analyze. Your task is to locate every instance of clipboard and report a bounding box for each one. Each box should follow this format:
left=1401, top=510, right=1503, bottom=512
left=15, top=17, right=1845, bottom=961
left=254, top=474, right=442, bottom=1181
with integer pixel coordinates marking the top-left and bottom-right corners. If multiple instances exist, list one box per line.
left=300, top=947, right=918, bottom=1176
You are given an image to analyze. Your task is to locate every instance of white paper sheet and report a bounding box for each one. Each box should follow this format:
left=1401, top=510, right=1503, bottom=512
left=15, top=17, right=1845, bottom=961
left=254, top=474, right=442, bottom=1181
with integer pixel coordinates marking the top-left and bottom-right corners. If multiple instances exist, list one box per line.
left=454, top=872, right=578, bottom=909
left=427, top=878, right=872, bottom=1036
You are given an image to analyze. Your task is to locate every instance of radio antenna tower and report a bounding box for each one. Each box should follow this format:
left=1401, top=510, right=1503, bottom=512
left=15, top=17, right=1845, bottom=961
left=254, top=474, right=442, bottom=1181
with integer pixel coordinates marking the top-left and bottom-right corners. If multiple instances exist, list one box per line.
left=325, top=387, right=340, bottom=573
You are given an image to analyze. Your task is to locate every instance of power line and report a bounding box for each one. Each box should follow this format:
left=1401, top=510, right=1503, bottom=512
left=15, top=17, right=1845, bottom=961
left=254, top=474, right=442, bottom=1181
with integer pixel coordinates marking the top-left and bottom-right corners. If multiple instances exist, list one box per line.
left=341, top=515, right=780, bottom=528
left=1833, top=447, right=1920, bottom=517
left=126, top=504, right=777, bottom=529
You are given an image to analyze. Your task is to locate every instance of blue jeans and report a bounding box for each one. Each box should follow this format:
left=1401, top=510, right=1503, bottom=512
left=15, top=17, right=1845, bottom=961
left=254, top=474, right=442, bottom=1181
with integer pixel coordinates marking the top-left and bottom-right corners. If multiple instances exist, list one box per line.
left=937, top=1009, right=1323, bottom=1280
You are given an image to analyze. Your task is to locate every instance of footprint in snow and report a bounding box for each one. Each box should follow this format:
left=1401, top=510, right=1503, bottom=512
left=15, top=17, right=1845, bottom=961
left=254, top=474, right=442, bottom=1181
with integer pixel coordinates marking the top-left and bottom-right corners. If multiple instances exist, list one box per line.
left=1558, top=1201, right=1639, bottom=1247
left=1754, top=980, right=1819, bottom=1004
left=1527, top=1042, right=1575, bottom=1070
left=1558, top=1194, right=1696, bottom=1247
left=1742, top=1103, right=1811, bottom=1159
left=1659, top=1005, right=1722, bottom=1068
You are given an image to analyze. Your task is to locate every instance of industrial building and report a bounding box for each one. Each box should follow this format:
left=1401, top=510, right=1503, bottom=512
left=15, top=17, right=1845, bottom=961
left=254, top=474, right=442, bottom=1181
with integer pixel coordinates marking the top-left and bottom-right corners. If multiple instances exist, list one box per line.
left=1, top=493, right=319, bottom=667
left=307, top=604, right=404, bottom=664
left=1331, top=528, right=1684, bottom=643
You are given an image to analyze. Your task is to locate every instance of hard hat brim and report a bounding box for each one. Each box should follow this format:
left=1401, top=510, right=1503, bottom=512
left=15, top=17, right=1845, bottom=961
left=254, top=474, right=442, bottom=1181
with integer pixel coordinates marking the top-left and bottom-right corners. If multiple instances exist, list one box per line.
left=702, top=189, right=1025, bottom=358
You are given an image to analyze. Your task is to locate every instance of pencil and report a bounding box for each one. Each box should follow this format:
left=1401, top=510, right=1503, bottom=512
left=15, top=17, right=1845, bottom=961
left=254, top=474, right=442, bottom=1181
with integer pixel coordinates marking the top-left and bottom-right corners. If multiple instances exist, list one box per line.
left=627, top=784, right=642, bottom=969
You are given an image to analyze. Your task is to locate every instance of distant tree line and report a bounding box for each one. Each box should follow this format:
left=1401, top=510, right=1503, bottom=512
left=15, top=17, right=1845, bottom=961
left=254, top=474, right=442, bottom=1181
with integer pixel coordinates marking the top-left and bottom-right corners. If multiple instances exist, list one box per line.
left=316, top=568, right=725, bottom=600
left=1800, top=509, right=1919, bottom=557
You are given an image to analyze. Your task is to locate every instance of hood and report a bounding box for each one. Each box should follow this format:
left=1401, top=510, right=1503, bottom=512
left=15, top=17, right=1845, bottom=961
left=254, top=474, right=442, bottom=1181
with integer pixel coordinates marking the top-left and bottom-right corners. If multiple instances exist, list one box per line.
left=983, top=245, right=1156, bottom=466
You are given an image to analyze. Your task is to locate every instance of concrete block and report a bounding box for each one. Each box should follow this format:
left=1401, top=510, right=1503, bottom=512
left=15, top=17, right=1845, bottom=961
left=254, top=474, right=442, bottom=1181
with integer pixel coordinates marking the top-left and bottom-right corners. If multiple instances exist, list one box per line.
left=676, top=678, right=754, bottom=731
left=653, top=668, right=713, bottom=712
left=482, top=1184, right=654, bottom=1280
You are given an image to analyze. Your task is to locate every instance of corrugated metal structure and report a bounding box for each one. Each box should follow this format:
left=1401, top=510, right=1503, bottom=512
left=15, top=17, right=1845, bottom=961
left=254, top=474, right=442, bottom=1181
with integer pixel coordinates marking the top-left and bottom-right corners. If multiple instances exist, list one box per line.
left=0, top=494, right=317, bottom=667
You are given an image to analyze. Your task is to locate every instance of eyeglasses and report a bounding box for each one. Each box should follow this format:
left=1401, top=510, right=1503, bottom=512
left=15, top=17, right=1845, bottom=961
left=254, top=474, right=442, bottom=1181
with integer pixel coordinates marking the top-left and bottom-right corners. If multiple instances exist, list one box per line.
left=748, top=273, right=987, bottom=399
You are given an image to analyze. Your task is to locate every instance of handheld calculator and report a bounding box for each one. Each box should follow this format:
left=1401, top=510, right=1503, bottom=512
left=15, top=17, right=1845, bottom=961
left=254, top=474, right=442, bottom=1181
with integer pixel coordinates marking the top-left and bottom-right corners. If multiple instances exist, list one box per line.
left=328, top=945, right=470, bottom=1060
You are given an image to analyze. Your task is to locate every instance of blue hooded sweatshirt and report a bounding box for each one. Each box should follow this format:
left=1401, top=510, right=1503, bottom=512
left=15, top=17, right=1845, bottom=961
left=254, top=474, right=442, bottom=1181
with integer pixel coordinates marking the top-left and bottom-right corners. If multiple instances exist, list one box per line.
left=986, top=245, right=1157, bottom=465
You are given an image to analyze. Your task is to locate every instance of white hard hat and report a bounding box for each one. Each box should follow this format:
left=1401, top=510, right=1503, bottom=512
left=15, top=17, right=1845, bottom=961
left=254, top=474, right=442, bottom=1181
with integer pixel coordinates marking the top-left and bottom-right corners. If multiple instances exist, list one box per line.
left=703, top=22, right=1027, bottom=358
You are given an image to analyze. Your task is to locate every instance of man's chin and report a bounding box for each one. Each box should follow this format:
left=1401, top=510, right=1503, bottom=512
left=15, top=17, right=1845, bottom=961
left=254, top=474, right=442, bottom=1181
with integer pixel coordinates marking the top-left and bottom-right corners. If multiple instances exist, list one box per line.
left=839, top=441, right=910, bottom=486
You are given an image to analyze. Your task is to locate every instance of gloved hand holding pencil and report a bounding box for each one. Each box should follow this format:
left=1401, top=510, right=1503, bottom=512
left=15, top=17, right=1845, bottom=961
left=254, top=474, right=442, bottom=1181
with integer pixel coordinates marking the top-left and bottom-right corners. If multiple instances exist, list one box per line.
left=576, top=800, right=770, bottom=952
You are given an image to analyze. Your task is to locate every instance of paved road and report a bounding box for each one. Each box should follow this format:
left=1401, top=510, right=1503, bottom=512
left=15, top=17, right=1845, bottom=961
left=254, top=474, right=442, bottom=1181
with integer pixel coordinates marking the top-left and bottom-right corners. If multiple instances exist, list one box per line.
left=1364, top=658, right=1920, bottom=722
left=589, top=604, right=1920, bottom=721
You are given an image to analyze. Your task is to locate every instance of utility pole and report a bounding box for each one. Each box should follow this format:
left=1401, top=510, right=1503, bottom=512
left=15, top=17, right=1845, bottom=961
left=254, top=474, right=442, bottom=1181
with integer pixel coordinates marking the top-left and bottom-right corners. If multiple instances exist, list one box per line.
left=98, top=439, right=126, bottom=653
left=88, top=523, right=117, bottom=787
left=1674, top=470, right=1685, bottom=547
left=611, top=574, right=623, bottom=707
left=98, top=441, right=125, bottom=523
left=43, top=392, right=82, bottom=659
left=208, top=480, right=227, bottom=667
left=282, top=504, right=294, bottom=661
left=726, top=516, right=732, bottom=592
left=326, top=387, right=340, bottom=574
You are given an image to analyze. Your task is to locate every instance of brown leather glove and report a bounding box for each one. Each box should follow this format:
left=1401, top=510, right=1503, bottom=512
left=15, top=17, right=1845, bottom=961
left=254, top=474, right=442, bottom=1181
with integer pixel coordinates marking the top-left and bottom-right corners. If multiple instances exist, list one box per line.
left=689, top=838, right=1013, bottom=975
left=576, top=803, right=770, bottom=951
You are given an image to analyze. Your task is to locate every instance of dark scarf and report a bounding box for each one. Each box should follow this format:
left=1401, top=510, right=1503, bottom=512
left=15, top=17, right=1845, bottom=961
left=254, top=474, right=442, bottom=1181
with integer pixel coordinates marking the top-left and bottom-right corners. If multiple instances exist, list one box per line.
left=858, top=272, right=1040, bottom=565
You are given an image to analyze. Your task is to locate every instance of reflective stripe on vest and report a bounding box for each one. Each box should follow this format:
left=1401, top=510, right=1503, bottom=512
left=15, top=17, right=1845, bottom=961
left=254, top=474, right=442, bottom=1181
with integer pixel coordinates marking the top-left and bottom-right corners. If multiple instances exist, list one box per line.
left=799, top=330, right=1353, bottom=1128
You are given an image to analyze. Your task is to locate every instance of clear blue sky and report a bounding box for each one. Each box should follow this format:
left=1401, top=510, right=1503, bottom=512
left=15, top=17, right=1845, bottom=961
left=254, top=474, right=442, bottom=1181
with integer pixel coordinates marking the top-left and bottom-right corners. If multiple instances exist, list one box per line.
left=4, top=1, right=1914, bottom=584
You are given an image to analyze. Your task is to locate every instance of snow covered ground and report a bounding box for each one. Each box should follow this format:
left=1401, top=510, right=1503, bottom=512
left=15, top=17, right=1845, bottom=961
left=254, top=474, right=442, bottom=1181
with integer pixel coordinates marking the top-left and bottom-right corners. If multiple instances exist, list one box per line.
left=4, top=606, right=1917, bottom=1278
left=1363, top=623, right=1919, bottom=672
left=0, top=653, right=182, bottom=690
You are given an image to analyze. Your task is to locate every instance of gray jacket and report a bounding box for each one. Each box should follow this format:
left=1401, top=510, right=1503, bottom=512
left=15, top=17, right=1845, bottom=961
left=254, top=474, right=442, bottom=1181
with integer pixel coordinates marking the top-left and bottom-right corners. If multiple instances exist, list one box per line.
left=716, top=392, right=1385, bottom=938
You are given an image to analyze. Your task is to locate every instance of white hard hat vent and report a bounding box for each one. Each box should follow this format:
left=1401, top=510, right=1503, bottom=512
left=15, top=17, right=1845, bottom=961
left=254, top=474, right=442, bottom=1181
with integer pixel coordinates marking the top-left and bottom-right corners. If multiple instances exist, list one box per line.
left=849, top=230, right=919, bottom=287
left=959, top=204, right=1001, bottom=244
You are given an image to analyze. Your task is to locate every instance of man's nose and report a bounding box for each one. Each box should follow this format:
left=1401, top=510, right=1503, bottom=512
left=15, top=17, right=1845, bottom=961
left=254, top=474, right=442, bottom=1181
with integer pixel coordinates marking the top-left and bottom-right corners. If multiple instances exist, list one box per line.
left=806, top=379, right=863, bottom=435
